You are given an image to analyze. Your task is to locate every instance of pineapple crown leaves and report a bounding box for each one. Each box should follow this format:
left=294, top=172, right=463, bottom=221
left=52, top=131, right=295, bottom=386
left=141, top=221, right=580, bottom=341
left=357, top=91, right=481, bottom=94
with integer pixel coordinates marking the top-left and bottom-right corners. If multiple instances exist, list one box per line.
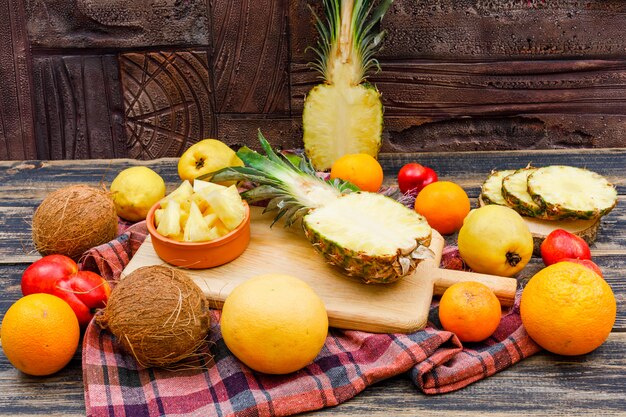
left=206, top=130, right=359, bottom=226
left=307, top=0, right=393, bottom=85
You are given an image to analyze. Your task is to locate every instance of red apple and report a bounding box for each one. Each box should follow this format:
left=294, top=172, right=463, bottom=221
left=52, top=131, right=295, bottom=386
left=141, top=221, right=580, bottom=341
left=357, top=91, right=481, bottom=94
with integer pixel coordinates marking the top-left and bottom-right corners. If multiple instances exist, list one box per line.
left=540, top=229, right=592, bottom=266
left=558, top=258, right=603, bottom=277
left=397, top=163, right=438, bottom=195
left=21, top=254, right=110, bottom=328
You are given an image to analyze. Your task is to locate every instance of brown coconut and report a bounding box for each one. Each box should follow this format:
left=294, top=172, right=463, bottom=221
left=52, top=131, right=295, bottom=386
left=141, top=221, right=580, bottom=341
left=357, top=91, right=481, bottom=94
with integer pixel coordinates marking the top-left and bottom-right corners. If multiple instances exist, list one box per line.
left=32, top=184, right=118, bottom=259
left=96, top=265, right=211, bottom=369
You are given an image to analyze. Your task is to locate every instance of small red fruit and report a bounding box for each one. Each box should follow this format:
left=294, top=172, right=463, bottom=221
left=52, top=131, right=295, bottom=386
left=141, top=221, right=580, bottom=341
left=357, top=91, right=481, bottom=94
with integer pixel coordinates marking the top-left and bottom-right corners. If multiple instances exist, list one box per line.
left=540, top=229, right=592, bottom=266
left=397, top=163, right=438, bottom=195
left=559, top=258, right=603, bottom=277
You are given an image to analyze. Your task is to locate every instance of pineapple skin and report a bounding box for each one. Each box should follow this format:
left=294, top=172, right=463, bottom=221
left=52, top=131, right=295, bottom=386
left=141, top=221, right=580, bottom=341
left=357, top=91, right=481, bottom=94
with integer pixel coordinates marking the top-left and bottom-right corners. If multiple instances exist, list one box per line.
left=302, top=220, right=432, bottom=285
left=501, top=168, right=546, bottom=218
left=303, top=83, right=383, bottom=171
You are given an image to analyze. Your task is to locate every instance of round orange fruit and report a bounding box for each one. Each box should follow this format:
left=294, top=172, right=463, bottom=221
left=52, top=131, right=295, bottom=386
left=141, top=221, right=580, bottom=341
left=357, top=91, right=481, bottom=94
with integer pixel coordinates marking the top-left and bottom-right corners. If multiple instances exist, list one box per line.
left=438, top=281, right=502, bottom=342
left=330, top=153, right=384, bottom=192
left=520, top=262, right=616, bottom=356
left=1, top=293, right=80, bottom=376
left=220, top=274, right=328, bottom=374
left=414, top=181, right=471, bottom=235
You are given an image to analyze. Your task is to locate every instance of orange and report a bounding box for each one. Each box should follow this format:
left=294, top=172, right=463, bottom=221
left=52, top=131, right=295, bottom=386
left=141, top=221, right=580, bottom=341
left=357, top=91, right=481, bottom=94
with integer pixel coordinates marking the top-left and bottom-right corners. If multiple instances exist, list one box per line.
left=438, top=281, right=502, bottom=342
left=414, top=181, right=470, bottom=235
left=1, top=294, right=80, bottom=376
left=330, top=153, right=384, bottom=192
left=220, top=274, right=328, bottom=374
left=520, top=262, right=616, bottom=356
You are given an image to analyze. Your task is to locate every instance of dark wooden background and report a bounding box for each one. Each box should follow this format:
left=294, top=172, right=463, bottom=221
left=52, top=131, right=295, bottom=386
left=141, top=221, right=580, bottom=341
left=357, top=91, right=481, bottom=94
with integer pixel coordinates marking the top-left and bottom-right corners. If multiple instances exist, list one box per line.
left=2, top=0, right=626, bottom=161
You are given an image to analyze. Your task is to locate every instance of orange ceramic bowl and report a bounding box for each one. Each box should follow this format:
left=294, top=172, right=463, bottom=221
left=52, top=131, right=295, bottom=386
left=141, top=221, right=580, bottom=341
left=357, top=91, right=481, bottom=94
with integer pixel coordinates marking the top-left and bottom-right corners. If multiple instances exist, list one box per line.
left=146, top=200, right=250, bottom=269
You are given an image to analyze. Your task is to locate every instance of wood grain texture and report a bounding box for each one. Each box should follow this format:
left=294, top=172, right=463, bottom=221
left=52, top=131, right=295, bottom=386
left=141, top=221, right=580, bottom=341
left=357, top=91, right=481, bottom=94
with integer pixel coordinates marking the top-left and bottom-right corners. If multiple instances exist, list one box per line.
left=209, top=0, right=290, bottom=114
left=0, top=0, right=36, bottom=159
left=217, top=116, right=302, bottom=151
left=24, top=0, right=210, bottom=49
left=32, top=54, right=127, bottom=159
left=0, top=150, right=624, bottom=416
left=119, top=51, right=217, bottom=159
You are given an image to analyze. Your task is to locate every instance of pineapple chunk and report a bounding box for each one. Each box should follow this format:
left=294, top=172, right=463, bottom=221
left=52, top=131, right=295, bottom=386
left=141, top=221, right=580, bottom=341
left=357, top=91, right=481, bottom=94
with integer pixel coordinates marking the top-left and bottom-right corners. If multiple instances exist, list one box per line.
left=154, top=208, right=164, bottom=225
left=156, top=199, right=181, bottom=237
left=202, top=185, right=245, bottom=231
left=183, top=201, right=213, bottom=242
left=193, top=179, right=227, bottom=194
left=214, top=219, right=230, bottom=237
left=191, top=192, right=210, bottom=213
left=203, top=212, right=219, bottom=228
left=168, top=180, right=194, bottom=204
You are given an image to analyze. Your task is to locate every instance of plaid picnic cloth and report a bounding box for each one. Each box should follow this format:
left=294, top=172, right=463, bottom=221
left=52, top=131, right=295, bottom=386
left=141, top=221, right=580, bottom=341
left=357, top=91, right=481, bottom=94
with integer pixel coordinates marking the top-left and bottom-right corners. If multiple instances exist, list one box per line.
left=80, top=221, right=540, bottom=417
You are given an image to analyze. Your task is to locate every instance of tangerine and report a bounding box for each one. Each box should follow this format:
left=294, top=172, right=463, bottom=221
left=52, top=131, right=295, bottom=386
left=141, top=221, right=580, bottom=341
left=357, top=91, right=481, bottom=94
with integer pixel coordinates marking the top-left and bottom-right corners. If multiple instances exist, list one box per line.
left=438, top=281, right=502, bottom=342
left=220, top=274, right=328, bottom=374
left=1, top=294, right=80, bottom=376
left=520, top=262, right=616, bottom=356
left=414, top=181, right=471, bottom=235
left=330, top=153, right=384, bottom=192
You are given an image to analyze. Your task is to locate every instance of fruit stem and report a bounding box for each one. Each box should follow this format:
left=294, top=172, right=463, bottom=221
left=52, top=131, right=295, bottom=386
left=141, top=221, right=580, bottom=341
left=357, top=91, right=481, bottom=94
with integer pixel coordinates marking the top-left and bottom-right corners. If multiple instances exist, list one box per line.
left=506, top=252, right=522, bottom=267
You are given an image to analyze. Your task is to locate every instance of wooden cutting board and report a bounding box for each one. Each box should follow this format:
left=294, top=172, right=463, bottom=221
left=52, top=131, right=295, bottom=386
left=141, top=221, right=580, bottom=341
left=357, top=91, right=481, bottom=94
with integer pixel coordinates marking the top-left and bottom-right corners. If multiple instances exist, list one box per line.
left=122, top=207, right=518, bottom=334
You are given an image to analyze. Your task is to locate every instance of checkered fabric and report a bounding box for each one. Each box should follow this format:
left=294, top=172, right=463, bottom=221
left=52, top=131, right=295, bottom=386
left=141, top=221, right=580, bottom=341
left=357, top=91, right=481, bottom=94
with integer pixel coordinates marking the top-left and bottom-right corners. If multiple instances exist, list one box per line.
left=80, top=221, right=540, bottom=417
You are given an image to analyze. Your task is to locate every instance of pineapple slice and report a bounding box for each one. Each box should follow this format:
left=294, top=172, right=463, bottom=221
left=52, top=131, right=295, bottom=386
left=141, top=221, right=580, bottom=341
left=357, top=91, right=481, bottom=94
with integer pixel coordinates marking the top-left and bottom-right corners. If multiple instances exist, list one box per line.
left=156, top=199, right=181, bottom=237
left=202, top=185, right=245, bottom=231
left=183, top=201, right=214, bottom=242
left=213, top=219, right=230, bottom=237
left=167, top=180, right=194, bottom=204
left=502, top=168, right=545, bottom=218
left=202, top=212, right=219, bottom=228
left=302, top=0, right=391, bottom=170
left=528, top=166, right=617, bottom=220
left=480, top=169, right=516, bottom=206
left=154, top=208, right=164, bottom=225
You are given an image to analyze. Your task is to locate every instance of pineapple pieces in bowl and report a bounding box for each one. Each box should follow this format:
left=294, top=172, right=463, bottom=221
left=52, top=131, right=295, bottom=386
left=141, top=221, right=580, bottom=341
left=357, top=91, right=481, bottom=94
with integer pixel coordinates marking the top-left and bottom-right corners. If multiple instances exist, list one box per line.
left=146, top=179, right=250, bottom=269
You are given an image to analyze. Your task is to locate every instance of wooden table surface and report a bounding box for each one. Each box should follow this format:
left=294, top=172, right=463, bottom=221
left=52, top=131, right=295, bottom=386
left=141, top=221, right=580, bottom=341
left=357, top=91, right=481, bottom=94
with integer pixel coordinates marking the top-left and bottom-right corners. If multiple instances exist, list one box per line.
left=0, top=149, right=624, bottom=416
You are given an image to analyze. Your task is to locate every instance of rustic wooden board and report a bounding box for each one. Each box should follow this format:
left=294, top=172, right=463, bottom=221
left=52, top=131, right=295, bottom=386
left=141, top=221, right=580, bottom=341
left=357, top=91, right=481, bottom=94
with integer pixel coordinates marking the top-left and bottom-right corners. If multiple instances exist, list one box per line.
left=122, top=207, right=518, bottom=333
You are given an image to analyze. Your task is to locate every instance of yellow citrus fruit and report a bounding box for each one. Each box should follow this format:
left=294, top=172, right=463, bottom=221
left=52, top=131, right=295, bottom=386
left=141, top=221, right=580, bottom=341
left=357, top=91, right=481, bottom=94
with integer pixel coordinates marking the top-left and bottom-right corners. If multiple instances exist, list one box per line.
left=178, top=139, right=243, bottom=184
left=414, top=181, right=470, bottom=235
left=330, top=153, right=384, bottom=192
left=458, top=205, right=533, bottom=277
left=521, top=262, right=616, bottom=356
left=438, top=281, right=502, bottom=342
left=220, top=274, right=328, bottom=374
left=1, top=294, right=80, bottom=376
left=111, top=166, right=166, bottom=222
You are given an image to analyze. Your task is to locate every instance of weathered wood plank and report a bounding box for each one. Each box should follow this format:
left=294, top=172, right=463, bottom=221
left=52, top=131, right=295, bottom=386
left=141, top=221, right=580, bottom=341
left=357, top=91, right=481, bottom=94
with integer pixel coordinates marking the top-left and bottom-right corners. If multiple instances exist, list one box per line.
left=119, top=51, right=217, bottom=159
left=290, top=1, right=626, bottom=63
left=31, top=54, right=127, bottom=159
left=0, top=0, right=36, bottom=159
left=24, top=0, right=210, bottom=49
left=217, top=116, right=302, bottom=151
left=209, top=0, right=290, bottom=114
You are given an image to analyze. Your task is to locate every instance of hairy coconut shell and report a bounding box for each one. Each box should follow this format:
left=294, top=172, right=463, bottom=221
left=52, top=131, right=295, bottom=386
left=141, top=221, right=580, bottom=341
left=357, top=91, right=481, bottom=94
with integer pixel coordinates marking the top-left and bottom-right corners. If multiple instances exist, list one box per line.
left=32, top=185, right=118, bottom=259
left=96, top=265, right=211, bottom=369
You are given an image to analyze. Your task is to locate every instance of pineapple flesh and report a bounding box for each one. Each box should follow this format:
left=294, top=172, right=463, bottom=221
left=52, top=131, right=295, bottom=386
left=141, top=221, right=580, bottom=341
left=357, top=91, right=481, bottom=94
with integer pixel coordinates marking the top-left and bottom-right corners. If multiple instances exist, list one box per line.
left=480, top=169, right=516, bottom=206
left=528, top=165, right=618, bottom=220
left=502, top=168, right=546, bottom=218
left=303, top=0, right=392, bottom=171
left=208, top=131, right=433, bottom=284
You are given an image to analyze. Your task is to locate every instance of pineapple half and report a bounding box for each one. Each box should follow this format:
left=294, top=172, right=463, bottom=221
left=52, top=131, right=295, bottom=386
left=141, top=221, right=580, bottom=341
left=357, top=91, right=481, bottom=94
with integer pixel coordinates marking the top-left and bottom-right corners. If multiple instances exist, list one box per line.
left=208, top=131, right=433, bottom=284
left=302, top=0, right=393, bottom=171
left=528, top=165, right=618, bottom=220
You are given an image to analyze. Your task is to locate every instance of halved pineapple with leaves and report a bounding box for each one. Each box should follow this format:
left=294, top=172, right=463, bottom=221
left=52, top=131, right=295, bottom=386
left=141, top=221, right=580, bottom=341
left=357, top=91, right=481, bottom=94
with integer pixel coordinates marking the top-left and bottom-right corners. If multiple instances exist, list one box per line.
left=302, top=0, right=392, bottom=171
left=502, top=168, right=546, bottom=218
left=528, top=165, right=617, bottom=220
left=209, top=131, right=432, bottom=284
left=479, top=169, right=516, bottom=206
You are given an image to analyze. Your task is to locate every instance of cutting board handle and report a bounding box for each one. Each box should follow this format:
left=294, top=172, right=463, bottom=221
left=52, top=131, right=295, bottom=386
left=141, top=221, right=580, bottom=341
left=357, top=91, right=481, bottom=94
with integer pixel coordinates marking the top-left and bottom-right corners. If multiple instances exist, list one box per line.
left=432, top=269, right=518, bottom=307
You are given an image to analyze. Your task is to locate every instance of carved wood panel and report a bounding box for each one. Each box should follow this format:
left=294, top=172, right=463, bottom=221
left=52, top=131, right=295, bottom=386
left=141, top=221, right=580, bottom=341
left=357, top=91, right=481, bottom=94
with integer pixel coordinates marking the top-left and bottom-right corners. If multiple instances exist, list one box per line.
left=119, top=51, right=217, bottom=159
left=0, top=0, right=36, bottom=160
left=31, top=54, right=126, bottom=159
